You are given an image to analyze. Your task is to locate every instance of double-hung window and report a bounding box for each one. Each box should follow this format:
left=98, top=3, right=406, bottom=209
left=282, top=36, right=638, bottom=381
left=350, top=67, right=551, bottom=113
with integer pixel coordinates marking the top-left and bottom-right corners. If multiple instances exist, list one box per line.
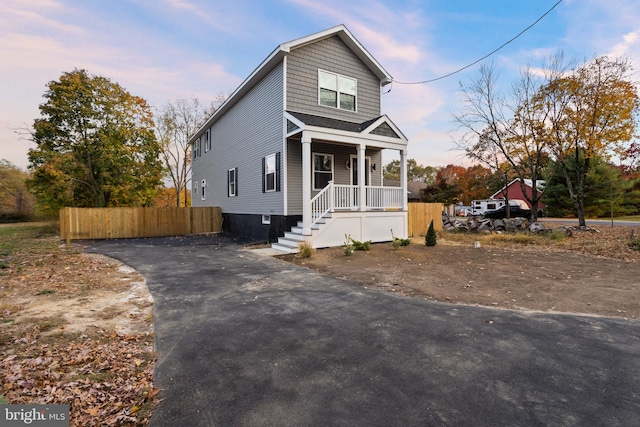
left=319, top=70, right=356, bottom=111
left=313, top=153, right=333, bottom=190
left=193, top=138, right=201, bottom=159
left=204, top=129, right=211, bottom=153
left=228, top=168, right=237, bottom=197
left=263, top=153, right=277, bottom=192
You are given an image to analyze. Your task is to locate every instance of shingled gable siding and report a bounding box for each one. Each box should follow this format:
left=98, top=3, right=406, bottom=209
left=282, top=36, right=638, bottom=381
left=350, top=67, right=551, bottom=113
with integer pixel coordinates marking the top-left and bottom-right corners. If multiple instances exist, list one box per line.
left=286, top=36, right=381, bottom=121
left=192, top=62, right=284, bottom=215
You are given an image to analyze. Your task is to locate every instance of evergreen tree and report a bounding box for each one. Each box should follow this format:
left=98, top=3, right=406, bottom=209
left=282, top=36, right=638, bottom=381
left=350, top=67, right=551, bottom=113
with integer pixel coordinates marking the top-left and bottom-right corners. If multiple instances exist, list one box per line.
left=425, top=220, right=437, bottom=246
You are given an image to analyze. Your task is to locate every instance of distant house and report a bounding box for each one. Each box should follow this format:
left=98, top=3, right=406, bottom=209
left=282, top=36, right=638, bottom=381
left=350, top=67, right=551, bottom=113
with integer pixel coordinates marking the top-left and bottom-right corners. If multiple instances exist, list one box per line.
left=491, top=178, right=546, bottom=210
left=383, top=179, right=427, bottom=202
left=189, top=25, right=409, bottom=252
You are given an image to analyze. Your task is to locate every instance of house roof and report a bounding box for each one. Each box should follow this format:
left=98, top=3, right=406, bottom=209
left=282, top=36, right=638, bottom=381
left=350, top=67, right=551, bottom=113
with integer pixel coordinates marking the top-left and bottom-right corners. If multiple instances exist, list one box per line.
left=190, top=25, right=393, bottom=143
left=286, top=111, right=408, bottom=145
left=490, top=178, right=547, bottom=198
left=383, top=179, right=427, bottom=201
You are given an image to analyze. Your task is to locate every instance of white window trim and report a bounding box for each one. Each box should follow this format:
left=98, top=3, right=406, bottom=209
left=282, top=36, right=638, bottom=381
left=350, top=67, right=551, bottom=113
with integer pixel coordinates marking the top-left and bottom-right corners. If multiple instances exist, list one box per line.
left=312, top=152, right=334, bottom=191
left=228, top=168, right=237, bottom=197
left=204, top=129, right=211, bottom=153
left=318, top=69, right=357, bottom=112
left=193, top=181, right=198, bottom=194
left=201, top=179, right=206, bottom=201
left=262, top=214, right=271, bottom=225
left=264, top=153, right=277, bottom=193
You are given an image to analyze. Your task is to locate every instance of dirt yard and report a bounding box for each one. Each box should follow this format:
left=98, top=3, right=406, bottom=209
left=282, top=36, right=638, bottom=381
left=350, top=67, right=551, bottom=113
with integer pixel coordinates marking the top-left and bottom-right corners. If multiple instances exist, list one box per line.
left=282, top=224, right=640, bottom=320
left=0, top=223, right=157, bottom=425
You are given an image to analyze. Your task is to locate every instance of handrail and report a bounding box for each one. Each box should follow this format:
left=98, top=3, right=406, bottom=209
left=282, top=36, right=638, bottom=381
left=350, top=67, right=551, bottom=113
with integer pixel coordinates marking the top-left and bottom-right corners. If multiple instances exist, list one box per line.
left=310, top=181, right=333, bottom=227
left=310, top=183, right=404, bottom=227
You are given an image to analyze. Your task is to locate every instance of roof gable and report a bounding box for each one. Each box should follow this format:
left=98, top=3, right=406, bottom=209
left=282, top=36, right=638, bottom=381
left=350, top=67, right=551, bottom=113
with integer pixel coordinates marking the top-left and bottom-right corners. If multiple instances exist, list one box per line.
left=280, top=25, right=392, bottom=85
left=191, top=25, right=392, bottom=143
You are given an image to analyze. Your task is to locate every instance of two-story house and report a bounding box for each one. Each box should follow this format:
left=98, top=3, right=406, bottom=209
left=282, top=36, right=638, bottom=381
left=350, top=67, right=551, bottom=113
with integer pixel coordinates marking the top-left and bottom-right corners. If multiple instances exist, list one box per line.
left=190, top=25, right=409, bottom=252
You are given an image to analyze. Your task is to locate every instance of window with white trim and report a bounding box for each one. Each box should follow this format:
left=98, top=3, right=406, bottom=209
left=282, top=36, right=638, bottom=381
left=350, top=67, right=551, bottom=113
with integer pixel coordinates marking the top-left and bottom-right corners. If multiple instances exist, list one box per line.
left=262, top=214, right=271, bottom=225
left=204, top=129, right=211, bottom=152
left=193, top=137, right=201, bottom=159
left=201, top=179, right=206, bottom=200
left=263, top=153, right=278, bottom=193
left=313, top=153, right=334, bottom=190
left=319, top=70, right=356, bottom=111
left=228, top=168, right=237, bottom=197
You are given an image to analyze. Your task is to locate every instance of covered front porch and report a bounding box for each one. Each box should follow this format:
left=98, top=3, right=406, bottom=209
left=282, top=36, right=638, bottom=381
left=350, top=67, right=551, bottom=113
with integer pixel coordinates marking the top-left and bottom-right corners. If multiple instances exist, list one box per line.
left=278, top=112, right=409, bottom=251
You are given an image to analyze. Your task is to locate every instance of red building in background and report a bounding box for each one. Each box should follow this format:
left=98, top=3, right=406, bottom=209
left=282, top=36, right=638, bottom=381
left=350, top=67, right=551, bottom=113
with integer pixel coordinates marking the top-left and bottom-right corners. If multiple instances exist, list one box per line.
left=491, top=178, right=546, bottom=211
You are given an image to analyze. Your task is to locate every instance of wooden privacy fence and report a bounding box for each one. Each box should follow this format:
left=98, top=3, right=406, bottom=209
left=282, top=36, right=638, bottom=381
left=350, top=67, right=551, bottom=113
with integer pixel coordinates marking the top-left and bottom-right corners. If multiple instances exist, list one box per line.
left=408, top=203, right=443, bottom=237
left=60, top=207, right=222, bottom=242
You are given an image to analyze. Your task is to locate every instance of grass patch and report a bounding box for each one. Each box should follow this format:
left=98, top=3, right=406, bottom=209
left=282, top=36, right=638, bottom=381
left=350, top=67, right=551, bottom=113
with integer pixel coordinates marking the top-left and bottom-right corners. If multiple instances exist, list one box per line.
left=297, top=241, right=314, bottom=258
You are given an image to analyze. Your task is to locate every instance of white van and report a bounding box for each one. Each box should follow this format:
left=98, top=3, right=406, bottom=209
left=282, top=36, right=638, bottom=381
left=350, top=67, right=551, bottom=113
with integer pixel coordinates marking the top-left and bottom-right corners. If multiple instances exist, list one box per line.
left=471, top=198, right=527, bottom=215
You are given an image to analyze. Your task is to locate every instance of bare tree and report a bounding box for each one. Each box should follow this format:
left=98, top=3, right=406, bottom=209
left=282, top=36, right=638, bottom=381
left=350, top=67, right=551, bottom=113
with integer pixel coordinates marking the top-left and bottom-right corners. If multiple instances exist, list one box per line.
left=453, top=58, right=568, bottom=220
left=155, top=98, right=214, bottom=207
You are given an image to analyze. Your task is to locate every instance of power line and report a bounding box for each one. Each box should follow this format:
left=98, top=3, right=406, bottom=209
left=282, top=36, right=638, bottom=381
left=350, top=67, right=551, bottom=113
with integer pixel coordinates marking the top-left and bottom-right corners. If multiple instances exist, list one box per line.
left=394, top=0, right=564, bottom=85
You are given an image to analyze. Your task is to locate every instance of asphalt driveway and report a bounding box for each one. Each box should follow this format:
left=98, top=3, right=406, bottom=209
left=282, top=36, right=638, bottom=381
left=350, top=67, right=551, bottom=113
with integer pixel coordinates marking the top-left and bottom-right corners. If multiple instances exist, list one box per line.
left=86, top=234, right=640, bottom=426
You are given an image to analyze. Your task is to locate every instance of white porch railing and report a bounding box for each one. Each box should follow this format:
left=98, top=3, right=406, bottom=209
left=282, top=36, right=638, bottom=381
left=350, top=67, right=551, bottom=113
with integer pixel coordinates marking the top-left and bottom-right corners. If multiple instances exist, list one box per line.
left=310, top=182, right=404, bottom=227
left=366, top=185, right=403, bottom=209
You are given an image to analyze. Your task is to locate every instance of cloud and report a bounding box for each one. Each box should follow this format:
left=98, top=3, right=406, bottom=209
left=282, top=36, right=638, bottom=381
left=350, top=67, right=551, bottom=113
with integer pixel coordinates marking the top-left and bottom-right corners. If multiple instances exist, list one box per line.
left=608, top=30, right=640, bottom=58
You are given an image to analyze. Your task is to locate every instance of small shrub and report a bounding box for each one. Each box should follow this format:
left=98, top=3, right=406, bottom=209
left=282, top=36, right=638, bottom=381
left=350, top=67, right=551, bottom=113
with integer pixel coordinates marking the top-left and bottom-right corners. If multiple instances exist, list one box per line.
left=297, top=241, right=314, bottom=258
left=425, top=220, right=437, bottom=246
left=343, top=234, right=354, bottom=256
left=350, top=238, right=371, bottom=251
left=390, top=229, right=410, bottom=250
left=629, top=230, right=640, bottom=251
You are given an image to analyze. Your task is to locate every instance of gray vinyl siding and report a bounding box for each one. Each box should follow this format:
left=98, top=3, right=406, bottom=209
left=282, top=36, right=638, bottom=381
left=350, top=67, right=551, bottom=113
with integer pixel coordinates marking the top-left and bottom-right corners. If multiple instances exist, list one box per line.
left=286, top=36, right=381, bottom=122
left=192, top=62, right=284, bottom=215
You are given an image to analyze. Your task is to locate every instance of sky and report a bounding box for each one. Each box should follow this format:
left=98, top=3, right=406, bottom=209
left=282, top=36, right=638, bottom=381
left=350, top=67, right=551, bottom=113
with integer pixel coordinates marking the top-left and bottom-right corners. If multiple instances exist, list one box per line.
left=1, top=0, right=640, bottom=172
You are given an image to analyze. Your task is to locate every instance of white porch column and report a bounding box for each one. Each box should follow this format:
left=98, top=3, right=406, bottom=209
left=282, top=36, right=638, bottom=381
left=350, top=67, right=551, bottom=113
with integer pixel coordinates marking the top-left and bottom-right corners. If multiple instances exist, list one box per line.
left=357, top=144, right=366, bottom=211
left=400, top=149, right=408, bottom=211
left=301, top=133, right=312, bottom=235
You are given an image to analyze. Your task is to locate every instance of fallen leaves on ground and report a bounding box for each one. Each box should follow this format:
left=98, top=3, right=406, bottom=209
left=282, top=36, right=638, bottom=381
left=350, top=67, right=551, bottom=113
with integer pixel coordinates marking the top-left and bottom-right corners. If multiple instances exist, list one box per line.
left=1, top=327, right=157, bottom=426
left=0, top=223, right=157, bottom=426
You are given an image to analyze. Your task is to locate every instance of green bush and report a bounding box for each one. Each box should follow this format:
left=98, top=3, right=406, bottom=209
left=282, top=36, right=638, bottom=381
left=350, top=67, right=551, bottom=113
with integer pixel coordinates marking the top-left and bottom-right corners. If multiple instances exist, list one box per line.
left=425, top=220, right=437, bottom=246
left=390, top=229, right=410, bottom=250
left=350, top=238, right=371, bottom=251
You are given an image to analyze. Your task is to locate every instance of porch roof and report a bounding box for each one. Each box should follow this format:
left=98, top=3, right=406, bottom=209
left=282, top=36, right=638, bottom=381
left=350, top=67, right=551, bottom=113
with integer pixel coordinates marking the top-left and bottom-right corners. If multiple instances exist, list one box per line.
left=286, top=111, right=408, bottom=150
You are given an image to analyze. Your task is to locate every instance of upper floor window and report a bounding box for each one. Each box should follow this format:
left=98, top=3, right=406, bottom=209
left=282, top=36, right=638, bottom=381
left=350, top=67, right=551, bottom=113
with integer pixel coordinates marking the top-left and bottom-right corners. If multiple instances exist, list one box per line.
left=204, top=129, right=211, bottom=153
left=319, top=70, right=356, bottom=111
left=193, top=137, right=202, bottom=159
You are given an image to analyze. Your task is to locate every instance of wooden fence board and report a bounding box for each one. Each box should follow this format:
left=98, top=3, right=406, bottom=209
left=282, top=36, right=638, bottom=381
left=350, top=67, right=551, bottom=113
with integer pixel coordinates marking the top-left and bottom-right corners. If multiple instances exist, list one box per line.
left=408, top=203, right=443, bottom=237
left=60, top=207, right=223, bottom=241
